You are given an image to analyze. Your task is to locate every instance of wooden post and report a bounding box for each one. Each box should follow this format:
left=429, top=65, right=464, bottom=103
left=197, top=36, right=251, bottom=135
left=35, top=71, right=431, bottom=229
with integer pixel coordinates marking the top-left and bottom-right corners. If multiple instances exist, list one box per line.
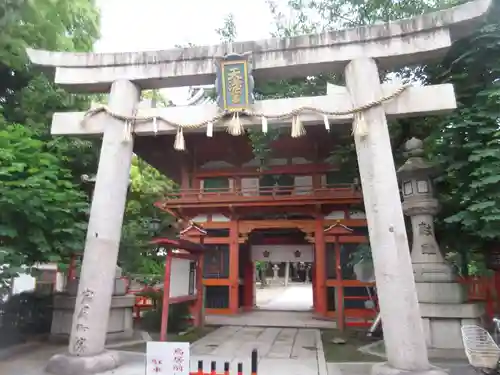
left=314, top=217, right=327, bottom=316
left=335, top=238, right=345, bottom=331
left=194, top=254, right=204, bottom=327
left=200, top=236, right=206, bottom=327
left=492, top=271, right=500, bottom=316
left=180, top=165, right=189, bottom=197
left=312, top=263, right=317, bottom=312
left=53, top=267, right=59, bottom=293
left=229, top=220, right=239, bottom=314
left=312, top=173, right=322, bottom=193
left=160, top=253, right=173, bottom=341
left=193, top=178, right=201, bottom=199
left=66, top=253, right=77, bottom=285
left=253, top=263, right=257, bottom=307
left=243, top=249, right=254, bottom=311
left=235, top=176, right=242, bottom=194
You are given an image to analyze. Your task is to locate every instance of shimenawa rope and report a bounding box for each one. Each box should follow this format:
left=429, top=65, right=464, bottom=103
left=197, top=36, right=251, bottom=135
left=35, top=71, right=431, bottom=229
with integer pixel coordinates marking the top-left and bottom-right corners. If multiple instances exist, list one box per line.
left=82, top=84, right=410, bottom=150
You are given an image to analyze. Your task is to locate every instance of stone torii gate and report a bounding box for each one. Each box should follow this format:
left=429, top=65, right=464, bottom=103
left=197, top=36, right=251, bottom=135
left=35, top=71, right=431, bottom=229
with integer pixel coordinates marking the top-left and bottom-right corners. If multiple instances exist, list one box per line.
left=26, top=0, right=491, bottom=374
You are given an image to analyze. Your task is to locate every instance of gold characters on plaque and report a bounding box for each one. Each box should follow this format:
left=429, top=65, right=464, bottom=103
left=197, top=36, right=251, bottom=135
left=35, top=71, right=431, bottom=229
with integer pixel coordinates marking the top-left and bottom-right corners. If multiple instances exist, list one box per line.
left=226, top=67, right=243, bottom=104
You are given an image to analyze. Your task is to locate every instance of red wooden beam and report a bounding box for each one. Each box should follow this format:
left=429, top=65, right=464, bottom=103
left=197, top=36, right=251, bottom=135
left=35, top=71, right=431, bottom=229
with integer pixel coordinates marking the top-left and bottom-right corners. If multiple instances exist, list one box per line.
left=160, top=197, right=362, bottom=210
left=160, top=253, right=173, bottom=342
left=194, top=255, right=204, bottom=327
left=67, top=253, right=77, bottom=285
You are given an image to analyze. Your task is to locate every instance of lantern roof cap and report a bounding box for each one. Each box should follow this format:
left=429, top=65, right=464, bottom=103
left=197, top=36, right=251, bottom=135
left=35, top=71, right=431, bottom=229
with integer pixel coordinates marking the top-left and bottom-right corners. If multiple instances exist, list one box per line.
left=405, top=137, right=424, bottom=156
left=397, top=137, right=438, bottom=180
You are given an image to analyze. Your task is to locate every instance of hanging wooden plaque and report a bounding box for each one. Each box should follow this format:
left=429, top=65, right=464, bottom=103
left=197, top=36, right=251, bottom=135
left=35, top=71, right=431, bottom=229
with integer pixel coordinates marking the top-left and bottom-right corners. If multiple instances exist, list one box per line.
left=215, top=53, right=255, bottom=112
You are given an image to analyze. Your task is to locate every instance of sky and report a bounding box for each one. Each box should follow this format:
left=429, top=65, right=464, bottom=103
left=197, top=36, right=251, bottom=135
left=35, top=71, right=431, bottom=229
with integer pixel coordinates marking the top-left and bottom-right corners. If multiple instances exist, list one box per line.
left=94, top=0, right=280, bottom=103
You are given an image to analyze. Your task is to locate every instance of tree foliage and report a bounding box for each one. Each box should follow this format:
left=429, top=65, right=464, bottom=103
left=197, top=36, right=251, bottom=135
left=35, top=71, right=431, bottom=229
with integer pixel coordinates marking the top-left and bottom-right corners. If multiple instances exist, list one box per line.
left=424, top=1, right=500, bottom=254
left=267, top=0, right=452, bottom=33
left=116, top=90, right=179, bottom=279
left=0, top=124, right=89, bottom=290
left=0, top=0, right=100, bottom=291
left=217, top=0, right=500, bottom=271
left=119, top=155, right=176, bottom=277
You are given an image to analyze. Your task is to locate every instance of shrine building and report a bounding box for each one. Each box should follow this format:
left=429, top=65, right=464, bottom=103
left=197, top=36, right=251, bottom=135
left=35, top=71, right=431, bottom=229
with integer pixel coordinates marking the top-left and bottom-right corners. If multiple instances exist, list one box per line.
left=135, top=116, right=373, bottom=329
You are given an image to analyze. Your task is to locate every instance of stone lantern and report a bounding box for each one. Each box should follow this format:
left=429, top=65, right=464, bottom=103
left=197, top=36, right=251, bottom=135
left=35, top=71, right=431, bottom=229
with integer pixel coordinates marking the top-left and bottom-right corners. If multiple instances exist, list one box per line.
left=397, top=137, right=483, bottom=356
left=397, top=138, right=452, bottom=284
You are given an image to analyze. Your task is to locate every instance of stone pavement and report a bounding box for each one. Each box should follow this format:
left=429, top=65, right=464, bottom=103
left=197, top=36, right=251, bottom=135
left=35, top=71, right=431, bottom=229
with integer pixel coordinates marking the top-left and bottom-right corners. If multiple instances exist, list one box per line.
left=0, top=326, right=327, bottom=375
left=207, top=284, right=330, bottom=329
left=0, top=326, right=475, bottom=375
left=190, top=326, right=327, bottom=375
left=206, top=310, right=336, bottom=329
left=255, top=285, right=286, bottom=306
left=0, top=343, right=64, bottom=375
left=327, top=362, right=475, bottom=375
left=257, top=284, right=313, bottom=311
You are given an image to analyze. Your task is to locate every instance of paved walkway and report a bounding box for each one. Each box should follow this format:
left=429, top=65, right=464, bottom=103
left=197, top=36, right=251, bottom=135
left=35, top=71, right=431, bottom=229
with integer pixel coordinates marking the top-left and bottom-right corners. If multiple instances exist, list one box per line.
left=0, top=326, right=326, bottom=375
left=327, top=362, right=475, bottom=375
left=0, top=344, right=63, bottom=375
left=190, top=326, right=326, bottom=375
left=257, top=284, right=313, bottom=311
left=206, top=284, right=330, bottom=329
left=207, top=311, right=336, bottom=329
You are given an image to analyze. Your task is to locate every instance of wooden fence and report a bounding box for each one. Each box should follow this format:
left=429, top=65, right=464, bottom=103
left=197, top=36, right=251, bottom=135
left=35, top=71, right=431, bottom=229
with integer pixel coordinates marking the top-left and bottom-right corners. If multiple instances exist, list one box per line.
left=458, top=276, right=498, bottom=318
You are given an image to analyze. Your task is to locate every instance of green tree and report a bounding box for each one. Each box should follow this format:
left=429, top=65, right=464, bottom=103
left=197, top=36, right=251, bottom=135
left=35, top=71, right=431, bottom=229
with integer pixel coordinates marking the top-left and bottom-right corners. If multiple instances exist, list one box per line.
left=142, top=90, right=172, bottom=107
left=0, top=124, right=89, bottom=292
left=0, top=0, right=100, bottom=289
left=267, top=0, right=452, bottom=34
left=1, top=0, right=101, bottom=180
left=119, top=155, right=177, bottom=280
left=1, top=0, right=99, bottom=125
left=423, top=1, right=500, bottom=263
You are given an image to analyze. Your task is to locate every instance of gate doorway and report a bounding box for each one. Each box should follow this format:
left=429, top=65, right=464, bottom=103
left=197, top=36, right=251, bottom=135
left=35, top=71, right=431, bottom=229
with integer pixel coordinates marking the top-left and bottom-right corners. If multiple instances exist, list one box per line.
left=250, top=231, right=314, bottom=312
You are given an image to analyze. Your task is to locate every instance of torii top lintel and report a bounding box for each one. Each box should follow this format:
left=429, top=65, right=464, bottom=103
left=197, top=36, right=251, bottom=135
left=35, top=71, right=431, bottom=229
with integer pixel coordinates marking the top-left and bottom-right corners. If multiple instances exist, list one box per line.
left=26, top=0, right=490, bottom=93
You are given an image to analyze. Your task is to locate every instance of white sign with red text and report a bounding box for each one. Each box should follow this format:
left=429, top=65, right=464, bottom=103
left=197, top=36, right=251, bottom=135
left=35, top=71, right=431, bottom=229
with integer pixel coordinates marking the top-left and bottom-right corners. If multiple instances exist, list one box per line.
left=146, top=341, right=190, bottom=375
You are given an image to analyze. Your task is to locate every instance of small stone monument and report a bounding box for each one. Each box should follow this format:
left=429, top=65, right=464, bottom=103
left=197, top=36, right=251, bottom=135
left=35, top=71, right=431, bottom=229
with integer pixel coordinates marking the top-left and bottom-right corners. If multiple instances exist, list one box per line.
left=50, top=265, right=135, bottom=343
left=272, top=264, right=280, bottom=280
left=397, top=137, right=484, bottom=357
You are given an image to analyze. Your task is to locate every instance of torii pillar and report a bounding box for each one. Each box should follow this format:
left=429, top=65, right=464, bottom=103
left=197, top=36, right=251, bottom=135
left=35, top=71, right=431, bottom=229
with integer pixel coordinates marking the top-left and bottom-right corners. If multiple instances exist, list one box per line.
left=25, top=1, right=491, bottom=374
left=45, top=80, right=140, bottom=374
left=346, top=59, right=431, bottom=374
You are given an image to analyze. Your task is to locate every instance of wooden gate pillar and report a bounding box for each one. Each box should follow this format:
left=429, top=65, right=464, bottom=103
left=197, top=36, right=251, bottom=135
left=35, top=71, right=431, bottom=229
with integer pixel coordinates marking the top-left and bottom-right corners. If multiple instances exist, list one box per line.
left=229, top=220, right=240, bottom=314
left=312, top=263, right=317, bottom=312
left=314, top=218, right=327, bottom=316
left=243, top=257, right=254, bottom=311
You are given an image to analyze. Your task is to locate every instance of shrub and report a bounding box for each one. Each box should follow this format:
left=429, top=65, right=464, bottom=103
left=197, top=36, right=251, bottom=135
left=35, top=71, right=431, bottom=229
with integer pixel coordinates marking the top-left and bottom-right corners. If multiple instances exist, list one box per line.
left=137, top=289, right=191, bottom=333
left=0, top=291, right=53, bottom=348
